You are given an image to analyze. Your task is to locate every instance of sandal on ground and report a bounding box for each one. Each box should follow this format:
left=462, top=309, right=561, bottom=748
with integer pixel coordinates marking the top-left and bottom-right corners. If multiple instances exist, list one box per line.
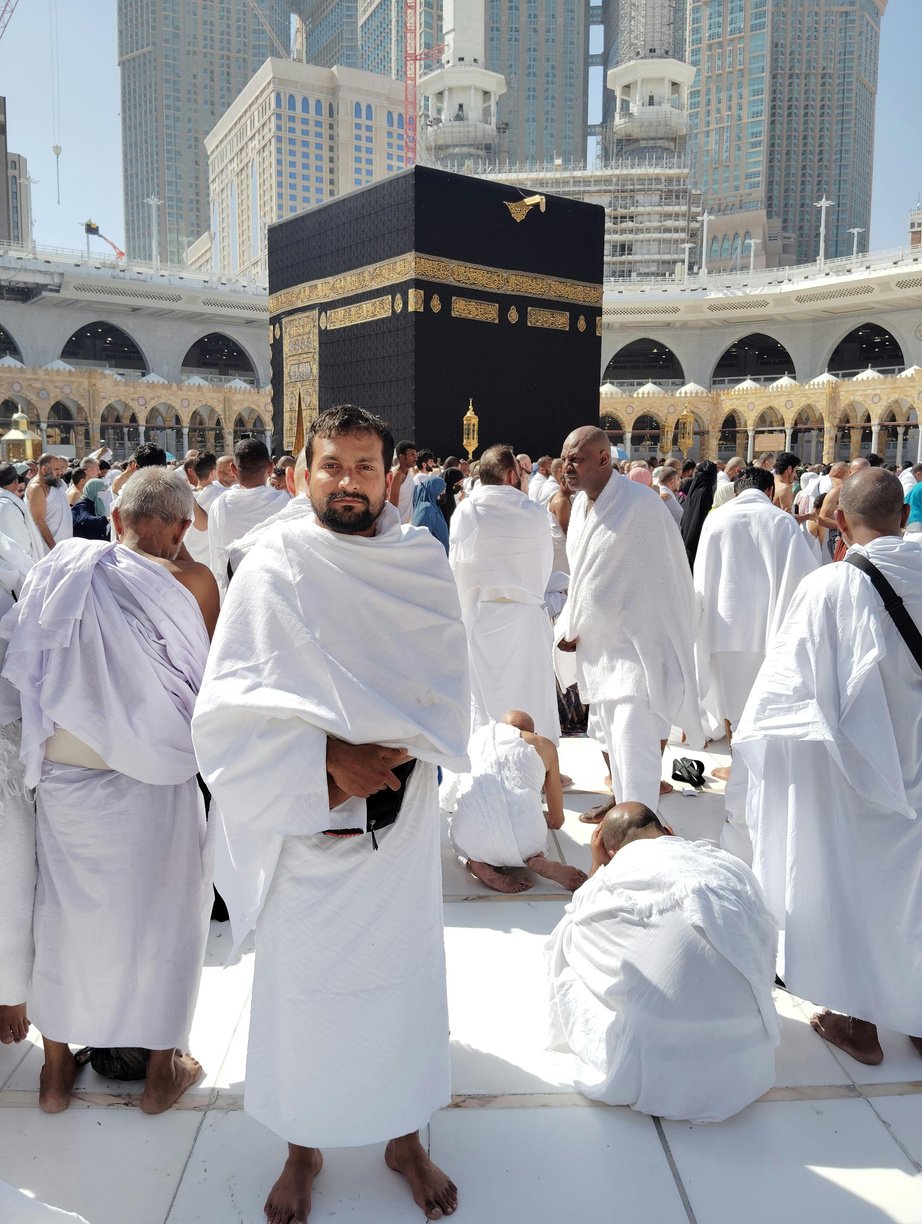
left=671, top=758, right=705, bottom=789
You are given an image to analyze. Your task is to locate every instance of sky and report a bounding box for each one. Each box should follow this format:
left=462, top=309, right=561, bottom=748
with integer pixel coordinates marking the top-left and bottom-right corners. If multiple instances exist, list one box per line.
left=1, top=0, right=920, bottom=259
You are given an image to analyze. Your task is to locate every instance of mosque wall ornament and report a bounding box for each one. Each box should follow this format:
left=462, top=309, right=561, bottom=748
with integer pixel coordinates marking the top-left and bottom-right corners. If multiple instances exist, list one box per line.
left=326, top=295, right=393, bottom=331
left=430, top=294, right=442, bottom=313
left=408, top=289, right=424, bottom=312
left=507, top=305, right=519, bottom=324
left=451, top=297, right=499, bottom=324
left=527, top=307, right=569, bottom=331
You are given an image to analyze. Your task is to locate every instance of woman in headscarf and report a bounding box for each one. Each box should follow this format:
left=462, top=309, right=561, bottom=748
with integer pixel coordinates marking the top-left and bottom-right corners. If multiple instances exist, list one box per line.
left=439, top=467, right=464, bottom=529
left=628, top=462, right=654, bottom=489
left=410, top=473, right=449, bottom=553
left=71, top=477, right=111, bottom=541
left=679, top=459, right=717, bottom=568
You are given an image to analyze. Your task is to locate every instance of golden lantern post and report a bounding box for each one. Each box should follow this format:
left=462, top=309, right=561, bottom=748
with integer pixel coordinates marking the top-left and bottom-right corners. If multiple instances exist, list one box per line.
left=0, top=411, right=41, bottom=463
left=676, top=408, right=695, bottom=459
left=462, top=398, right=479, bottom=461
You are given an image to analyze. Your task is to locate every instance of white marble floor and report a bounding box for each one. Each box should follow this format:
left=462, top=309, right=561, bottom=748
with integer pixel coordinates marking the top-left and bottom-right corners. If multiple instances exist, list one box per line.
left=2, top=734, right=922, bottom=1223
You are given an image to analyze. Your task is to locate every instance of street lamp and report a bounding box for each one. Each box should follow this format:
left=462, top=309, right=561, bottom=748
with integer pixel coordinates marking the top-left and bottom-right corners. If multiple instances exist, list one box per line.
left=681, top=241, right=694, bottom=282
left=814, top=195, right=835, bottom=270
left=698, top=211, right=712, bottom=278
left=744, top=236, right=761, bottom=276
left=145, top=196, right=162, bottom=269
left=848, top=227, right=864, bottom=260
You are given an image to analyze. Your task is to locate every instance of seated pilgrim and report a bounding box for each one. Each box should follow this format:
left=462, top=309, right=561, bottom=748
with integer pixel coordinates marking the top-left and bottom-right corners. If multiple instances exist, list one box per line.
left=546, top=803, right=780, bottom=1123
left=440, top=711, right=586, bottom=894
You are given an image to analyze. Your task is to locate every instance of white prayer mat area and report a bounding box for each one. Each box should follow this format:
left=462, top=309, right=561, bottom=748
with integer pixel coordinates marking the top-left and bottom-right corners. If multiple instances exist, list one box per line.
left=2, top=732, right=922, bottom=1222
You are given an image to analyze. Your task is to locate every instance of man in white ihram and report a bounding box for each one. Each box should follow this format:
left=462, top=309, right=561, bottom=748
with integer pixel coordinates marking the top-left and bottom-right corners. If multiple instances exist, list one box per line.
left=557, top=427, right=702, bottom=812
left=0, top=469, right=218, bottom=1115
left=193, top=406, right=470, bottom=1224
left=728, top=469, right=922, bottom=1067
left=547, top=802, right=779, bottom=1122
left=449, top=444, right=558, bottom=741
left=693, top=464, right=817, bottom=816
left=207, top=437, right=288, bottom=599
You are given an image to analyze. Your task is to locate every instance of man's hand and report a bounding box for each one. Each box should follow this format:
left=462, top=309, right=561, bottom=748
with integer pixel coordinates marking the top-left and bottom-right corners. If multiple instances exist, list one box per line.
left=326, top=739, right=410, bottom=799
left=589, top=824, right=611, bottom=877
left=557, top=636, right=578, bottom=653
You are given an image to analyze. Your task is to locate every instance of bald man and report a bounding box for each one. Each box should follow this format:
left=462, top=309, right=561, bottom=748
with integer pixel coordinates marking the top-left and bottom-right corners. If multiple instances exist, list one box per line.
left=557, top=427, right=702, bottom=813
left=547, top=802, right=779, bottom=1122
left=727, top=469, right=922, bottom=1066
left=440, top=710, right=586, bottom=894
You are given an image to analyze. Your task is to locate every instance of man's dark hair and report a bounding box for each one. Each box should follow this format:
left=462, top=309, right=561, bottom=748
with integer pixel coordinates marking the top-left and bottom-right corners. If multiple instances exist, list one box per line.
left=194, top=451, right=217, bottom=482
left=913, top=463, right=922, bottom=477
left=395, top=439, right=416, bottom=459
left=71, top=468, right=88, bottom=487
left=416, top=447, right=434, bottom=467
left=305, top=405, right=395, bottom=471
left=773, top=451, right=800, bottom=475
left=99, top=459, right=111, bottom=473
left=0, top=464, right=19, bottom=487
left=37, top=453, right=56, bottom=470
left=601, top=803, right=667, bottom=856
left=734, top=466, right=775, bottom=496
left=681, top=460, right=695, bottom=475
left=478, top=444, right=519, bottom=486
left=133, top=443, right=167, bottom=468
left=234, top=437, right=271, bottom=477
left=443, top=455, right=461, bottom=468
left=866, top=452, right=883, bottom=468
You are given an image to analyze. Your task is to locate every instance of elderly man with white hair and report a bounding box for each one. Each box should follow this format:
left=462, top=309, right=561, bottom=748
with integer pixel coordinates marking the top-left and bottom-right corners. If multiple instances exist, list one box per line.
left=0, top=468, right=218, bottom=1115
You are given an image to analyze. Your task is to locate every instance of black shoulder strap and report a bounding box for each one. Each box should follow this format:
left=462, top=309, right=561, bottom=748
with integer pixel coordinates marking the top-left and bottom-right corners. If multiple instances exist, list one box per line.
left=845, top=552, right=922, bottom=672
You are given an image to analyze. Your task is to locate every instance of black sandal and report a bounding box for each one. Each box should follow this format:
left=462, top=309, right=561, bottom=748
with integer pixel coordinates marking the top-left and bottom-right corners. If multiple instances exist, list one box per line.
left=671, top=758, right=705, bottom=789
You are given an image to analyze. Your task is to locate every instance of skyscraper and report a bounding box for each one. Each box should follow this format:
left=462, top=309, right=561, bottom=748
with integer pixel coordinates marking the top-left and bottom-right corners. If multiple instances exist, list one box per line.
left=117, top=1, right=295, bottom=265
left=685, top=0, right=887, bottom=265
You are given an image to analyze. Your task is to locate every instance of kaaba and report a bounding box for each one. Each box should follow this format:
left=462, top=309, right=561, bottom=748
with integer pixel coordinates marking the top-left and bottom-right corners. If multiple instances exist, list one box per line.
left=268, top=165, right=604, bottom=459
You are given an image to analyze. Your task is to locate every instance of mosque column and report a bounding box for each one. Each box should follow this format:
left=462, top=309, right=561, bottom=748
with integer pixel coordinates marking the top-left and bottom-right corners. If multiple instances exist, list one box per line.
left=39, top=422, right=48, bottom=450
left=870, top=423, right=881, bottom=454
left=917, top=427, right=922, bottom=464
left=623, top=430, right=632, bottom=457
left=822, top=421, right=836, bottom=464
left=182, top=426, right=190, bottom=454
left=264, top=429, right=273, bottom=453
left=746, top=428, right=755, bottom=461
left=849, top=427, right=862, bottom=459
left=896, top=425, right=905, bottom=465
left=784, top=427, right=793, bottom=451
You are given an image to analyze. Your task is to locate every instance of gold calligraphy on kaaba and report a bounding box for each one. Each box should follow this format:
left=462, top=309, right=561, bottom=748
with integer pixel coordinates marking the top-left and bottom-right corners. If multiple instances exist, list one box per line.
left=282, top=310, right=319, bottom=449
left=527, top=307, right=570, bottom=331
left=326, top=295, right=393, bottom=330
left=451, top=297, right=499, bottom=324
left=407, top=289, right=424, bottom=312
left=268, top=252, right=602, bottom=314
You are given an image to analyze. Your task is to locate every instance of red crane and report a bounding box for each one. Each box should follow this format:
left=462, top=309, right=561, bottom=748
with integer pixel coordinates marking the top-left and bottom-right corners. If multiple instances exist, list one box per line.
left=403, top=0, right=443, bottom=167
left=0, top=0, right=21, bottom=41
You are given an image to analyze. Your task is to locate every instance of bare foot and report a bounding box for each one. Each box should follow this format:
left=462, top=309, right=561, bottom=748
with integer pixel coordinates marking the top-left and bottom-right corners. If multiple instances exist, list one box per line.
left=0, top=1003, right=29, bottom=1044
left=559, top=774, right=574, bottom=789
left=578, top=800, right=614, bottom=824
left=810, top=1011, right=883, bottom=1065
left=711, top=765, right=732, bottom=782
left=526, top=854, right=588, bottom=891
left=386, top=1132, right=458, bottom=1219
left=139, top=1049, right=203, bottom=1114
left=659, top=780, right=674, bottom=796
left=467, top=860, right=532, bottom=894
left=602, top=774, right=612, bottom=790
left=39, top=1040, right=77, bottom=1114
left=264, top=1145, right=323, bottom=1224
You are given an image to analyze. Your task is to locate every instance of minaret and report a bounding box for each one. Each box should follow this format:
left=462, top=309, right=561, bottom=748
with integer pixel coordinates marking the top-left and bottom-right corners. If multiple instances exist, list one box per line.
left=418, top=0, right=506, bottom=169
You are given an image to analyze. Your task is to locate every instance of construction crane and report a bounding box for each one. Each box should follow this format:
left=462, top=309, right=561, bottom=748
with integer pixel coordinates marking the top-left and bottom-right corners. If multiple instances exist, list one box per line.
left=0, top=0, right=21, bottom=42
left=247, top=0, right=290, bottom=59
left=403, top=0, right=443, bottom=167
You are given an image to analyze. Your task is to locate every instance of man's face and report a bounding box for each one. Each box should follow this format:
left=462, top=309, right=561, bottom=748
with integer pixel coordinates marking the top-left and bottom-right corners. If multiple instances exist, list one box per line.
left=308, top=430, right=387, bottom=536
left=459, top=460, right=469, bottom=475
left=562, top=437, right=609, bottom=499
left=40, top=462, right=60, bottom=488
left=82, top=460, right=100, bottom=480
left=400, top=447, right=417, bottom=472
left=778, top=465, right=795, bottom=486
left=518, top=455, right=533, bottom=473
left=216, top=458, right=236, bottom=487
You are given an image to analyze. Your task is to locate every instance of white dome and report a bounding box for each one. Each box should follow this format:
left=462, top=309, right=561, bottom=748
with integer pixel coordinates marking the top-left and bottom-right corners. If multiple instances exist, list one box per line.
left=43, top=359, right=75, bottom=372
left=182, top=375, right=210, bottom=386
left=599, top=382, right=624, bottom=398
left=140, top=372, right=168, bottom=384
left=769, top=373, right=800, bottom=390
left=225, top=377, right=251, bottom=390
left=731, top=377, right=762, bottom=393
left=898, top=365, right=922, bottom=378
left=676, top=381, right=708, bottom=397
left=851, top=366, right=884, bottom=382
left=807, top=370, right=839, bottom=387
left=634, top=380, right=664, bottom=397
left=0, top=354, right=24, bottom=368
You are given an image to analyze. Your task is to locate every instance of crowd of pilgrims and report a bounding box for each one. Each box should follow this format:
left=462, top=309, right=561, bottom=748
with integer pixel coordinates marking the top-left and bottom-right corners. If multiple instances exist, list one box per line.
left=0, top=407, right=921, bottom=1223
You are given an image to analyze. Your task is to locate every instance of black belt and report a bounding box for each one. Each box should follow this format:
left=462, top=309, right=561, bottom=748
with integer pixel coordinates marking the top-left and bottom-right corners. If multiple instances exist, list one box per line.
left=322, top=758, right=417, bottom=849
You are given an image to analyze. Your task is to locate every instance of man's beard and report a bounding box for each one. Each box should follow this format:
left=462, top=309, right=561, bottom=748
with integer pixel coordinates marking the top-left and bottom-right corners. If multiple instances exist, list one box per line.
left=312, top=491, right=384, bottom=535
left=42, top=474, right=62, bottom=488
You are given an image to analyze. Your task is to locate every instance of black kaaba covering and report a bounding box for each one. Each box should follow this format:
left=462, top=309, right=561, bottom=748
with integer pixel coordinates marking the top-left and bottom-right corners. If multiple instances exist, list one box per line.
left=268, top=165, right=604, bottom=459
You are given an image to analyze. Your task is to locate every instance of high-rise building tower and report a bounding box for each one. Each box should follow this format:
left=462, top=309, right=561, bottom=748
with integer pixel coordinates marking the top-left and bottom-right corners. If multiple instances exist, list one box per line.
left=117, top=1, right=295, bottom=266
left=0, top=99, right=11, bottom=245
left=487, top=0, right=588, bottom=166
left=686, top=0, right=887, bottom=265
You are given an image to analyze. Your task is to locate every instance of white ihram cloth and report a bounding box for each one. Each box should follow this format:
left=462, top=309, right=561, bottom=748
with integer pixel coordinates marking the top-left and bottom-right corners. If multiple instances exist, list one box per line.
left=0, top=488, right=44, bottom=562
left=442, top=721, right=548, bottom=866
left=224, top=493, right=313, bottom=571
left=207, top=482, right=289, bottom=599
left=183, top=479, right=224, bottom=566
left=0, top=1181, right=90, bottom=1224
left=43, top=484, right=73, bottom=549
left=192, top=503, right=470, bottom=1147
left=726, top=537, right=922, bottom=1033
left=0, top=540, right=212, bottom=1047
left=547, top=836, right=779, bottom=1122
left=528, top=471, right=547, bottom=502
left=0, top=532, right=36, bottom=619
left=0, top=719, right=36, bottom=1006
left=693, top=489, right=818, bottom=731
left=450, top=483, right=558, bottom=741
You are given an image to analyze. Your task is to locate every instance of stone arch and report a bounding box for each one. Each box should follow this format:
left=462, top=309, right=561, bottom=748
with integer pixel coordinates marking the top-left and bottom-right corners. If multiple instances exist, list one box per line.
left=753, top=405, right=784, bottom=430
left=45, top=400, right=87, bottom=455
left=712, top=333, right=795, bottom=383
left=60, top=320, right=148, bottom=373
left=181, top=333, right=257, bottom=383
left=0, top=323, right=23, bottom=363
left=600, top=412, right=625, bottom=448
left=603, top=337, right=685, bottom=387
left=791, top=404, right=824, bottom=465
left=717, top=409, right=744, bottom=461
left=188, top=410, right=209, bottom=452
left=825, top=322, right=905, bottom=377
left=101, top=401, right=130, bottom=459
left=670, top=410, right=708, bottom=462
left=145, top=403, right=182, bottom=457
left=878, top=398, right=914, bottom=463
left=629, top=412, right=664, bottom=459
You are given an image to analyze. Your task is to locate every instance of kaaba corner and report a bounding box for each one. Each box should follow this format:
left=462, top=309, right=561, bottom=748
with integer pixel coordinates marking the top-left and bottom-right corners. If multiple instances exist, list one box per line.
left=268, top=164, right=604, bottom=459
